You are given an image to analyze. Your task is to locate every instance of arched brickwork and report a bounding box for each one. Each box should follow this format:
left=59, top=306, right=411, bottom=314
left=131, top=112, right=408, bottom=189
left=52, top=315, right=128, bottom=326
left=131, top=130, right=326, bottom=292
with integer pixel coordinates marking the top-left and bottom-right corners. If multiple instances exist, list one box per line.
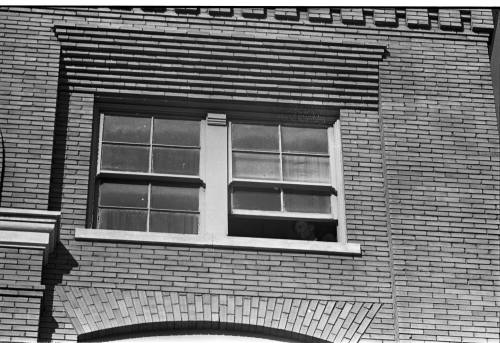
left=55, top=286, right=382, bottom=343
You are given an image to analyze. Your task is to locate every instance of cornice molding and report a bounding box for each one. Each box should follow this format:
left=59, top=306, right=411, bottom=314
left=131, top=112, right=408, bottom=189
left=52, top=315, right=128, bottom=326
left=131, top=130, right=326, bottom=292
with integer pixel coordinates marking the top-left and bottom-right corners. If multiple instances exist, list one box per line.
left=0, top=208, right=61, bottom=264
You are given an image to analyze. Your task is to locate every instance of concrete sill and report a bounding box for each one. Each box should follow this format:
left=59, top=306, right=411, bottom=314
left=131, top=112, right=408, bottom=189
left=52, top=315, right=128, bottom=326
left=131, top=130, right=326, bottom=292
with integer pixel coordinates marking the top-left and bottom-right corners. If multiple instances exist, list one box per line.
left=75, top=228, right=361, bottom=255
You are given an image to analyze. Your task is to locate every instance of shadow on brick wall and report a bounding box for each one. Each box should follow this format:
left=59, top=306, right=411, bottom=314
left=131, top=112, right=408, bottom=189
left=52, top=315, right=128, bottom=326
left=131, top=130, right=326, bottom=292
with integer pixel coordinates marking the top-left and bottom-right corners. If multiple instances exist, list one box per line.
left=48, top=56, right=70, bottom=212
left=80, top=323, right=323, bottom=343
left=39, top=243, right=78, bottom=341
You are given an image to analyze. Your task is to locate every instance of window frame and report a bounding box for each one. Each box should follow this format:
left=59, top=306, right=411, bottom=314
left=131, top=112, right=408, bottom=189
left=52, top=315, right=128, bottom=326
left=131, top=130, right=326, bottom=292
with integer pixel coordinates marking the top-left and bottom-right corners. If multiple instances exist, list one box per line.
left=80, top=104, right=357, bottom=255
left=228, top=121, right=338, bottom=222
left=93, top=111, right=206, bottom=234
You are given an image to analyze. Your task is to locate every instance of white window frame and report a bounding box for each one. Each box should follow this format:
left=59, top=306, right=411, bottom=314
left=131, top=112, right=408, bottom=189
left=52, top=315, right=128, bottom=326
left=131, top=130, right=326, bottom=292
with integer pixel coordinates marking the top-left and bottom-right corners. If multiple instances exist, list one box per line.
left=94, top=111, right=205, bottom=234
left=228, top=121, right=337, bottom=222
left=78, top=112, right=358, bottom=254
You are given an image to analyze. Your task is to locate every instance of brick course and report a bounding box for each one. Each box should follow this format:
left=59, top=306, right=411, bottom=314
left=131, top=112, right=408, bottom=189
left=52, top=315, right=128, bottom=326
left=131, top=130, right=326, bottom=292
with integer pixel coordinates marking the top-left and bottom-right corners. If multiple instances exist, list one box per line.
left=0, top=6, right=498, bottom=343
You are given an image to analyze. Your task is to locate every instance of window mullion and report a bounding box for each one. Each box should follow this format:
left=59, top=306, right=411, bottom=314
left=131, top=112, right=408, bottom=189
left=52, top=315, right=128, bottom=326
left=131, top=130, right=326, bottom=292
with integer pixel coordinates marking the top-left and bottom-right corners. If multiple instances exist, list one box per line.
left=278, top=124, right=284, bottom=212
left=97, top=113, right=104, bottom=175
left=149, top=116, right=154, bottom=173
left=147, top=183, right=151, bottom=232
left=205, top=113, right=228, bottom=240
left=147, top=116, right=154, bottom=233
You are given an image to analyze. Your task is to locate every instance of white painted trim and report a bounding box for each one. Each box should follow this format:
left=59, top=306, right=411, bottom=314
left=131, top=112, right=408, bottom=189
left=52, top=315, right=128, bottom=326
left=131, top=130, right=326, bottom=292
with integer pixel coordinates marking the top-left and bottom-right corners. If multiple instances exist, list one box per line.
left=0, top=208, right=60, bottom=264
left=205, top=113, right=228, bottom=238
left=74, top=228, right=361, bottom=255
left=0, top=230, right=50, bottom=247
left=0, top=208, right=61, bottom=218
left=230, top=209, right=333, bottom=220
left=333, top=119, right=347, bottom=244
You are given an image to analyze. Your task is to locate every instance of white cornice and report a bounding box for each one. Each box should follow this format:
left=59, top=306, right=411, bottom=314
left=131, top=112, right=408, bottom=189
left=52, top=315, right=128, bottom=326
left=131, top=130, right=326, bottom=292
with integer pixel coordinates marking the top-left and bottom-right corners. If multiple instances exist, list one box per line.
left=0, top=208, right=61, bottom=264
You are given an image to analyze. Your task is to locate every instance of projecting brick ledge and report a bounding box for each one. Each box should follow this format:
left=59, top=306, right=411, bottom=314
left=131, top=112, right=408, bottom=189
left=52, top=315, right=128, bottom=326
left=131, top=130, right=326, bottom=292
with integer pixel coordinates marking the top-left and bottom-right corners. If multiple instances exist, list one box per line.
left=0, top=208, right=60, bottom=264
left=56, top=286, right=383, bottom=342
left=44, top=7, right=495, bottom=34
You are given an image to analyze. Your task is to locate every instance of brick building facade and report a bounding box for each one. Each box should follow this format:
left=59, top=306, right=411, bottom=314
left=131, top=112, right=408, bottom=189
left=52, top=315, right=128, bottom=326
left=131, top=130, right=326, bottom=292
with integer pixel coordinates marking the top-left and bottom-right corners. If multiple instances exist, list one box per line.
left=0, top=7, right=499, bottom=343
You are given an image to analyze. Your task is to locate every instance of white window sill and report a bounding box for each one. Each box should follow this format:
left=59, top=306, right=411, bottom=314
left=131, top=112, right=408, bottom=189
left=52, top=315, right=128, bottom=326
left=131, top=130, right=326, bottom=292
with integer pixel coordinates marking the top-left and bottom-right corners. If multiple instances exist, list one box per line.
left=74, top=228, right=361, bottom=255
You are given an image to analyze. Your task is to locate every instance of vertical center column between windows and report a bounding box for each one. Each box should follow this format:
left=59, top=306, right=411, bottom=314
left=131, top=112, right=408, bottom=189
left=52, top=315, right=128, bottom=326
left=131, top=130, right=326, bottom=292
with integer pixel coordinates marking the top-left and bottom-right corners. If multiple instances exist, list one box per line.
left=204, top=113, right=229, bottom=241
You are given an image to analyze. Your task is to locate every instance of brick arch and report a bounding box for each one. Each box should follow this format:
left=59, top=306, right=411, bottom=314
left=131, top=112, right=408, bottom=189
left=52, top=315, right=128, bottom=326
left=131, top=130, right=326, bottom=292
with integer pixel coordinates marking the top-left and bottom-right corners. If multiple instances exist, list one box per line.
left=55, top=286, right=382, bottom=343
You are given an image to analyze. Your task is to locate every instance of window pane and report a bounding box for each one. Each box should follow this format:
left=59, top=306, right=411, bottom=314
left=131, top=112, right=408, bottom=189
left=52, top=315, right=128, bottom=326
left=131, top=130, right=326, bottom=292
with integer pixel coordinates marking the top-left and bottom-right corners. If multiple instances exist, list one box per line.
left=151, top=185, right=199, bottom=211
left=153, top=118, right=200, bottom=146
left=152, top=147, right=199, bottom=175
left=102, top=115, right=150, bottom=143
left=232, top=123, right=279, bottom=151
left=281, top=126, right=329, bottom=154
left=150, top=211, right=198, bottom=234
left=282, top=154, right=330, bottom=183
left=284, top=191, right=331, bottom=214
left=99, top=182, right=148, bottom=208
left=232, top=152, right=280, bottom=180
left=232, top=188, right=281, bottom=211
left=97, top=208, right=147, bottom=231
left=101, top=144, right=149, bottom=172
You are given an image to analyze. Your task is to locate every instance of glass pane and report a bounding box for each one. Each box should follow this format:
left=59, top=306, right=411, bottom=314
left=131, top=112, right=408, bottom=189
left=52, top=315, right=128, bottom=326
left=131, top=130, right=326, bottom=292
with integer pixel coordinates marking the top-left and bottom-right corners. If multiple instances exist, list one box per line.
left=284, top=191, right=331, bottom=214
left=102, top=115, right=150, bottom=143
left=101, top=144, right=149, bottom=172
left=99, top=182, right=148, bottom=208
left=152, top=147, right=199, bottom=175
left=153, top=118, right=200, bottom=146
left=97, top=208, right=147, bottom=231
left=232, top=123, right=279, bottom=151
left=151, top=185, right=199, bottom=211
left=232, top=188, right=281, bottom=211
left=150, top=211, right=198, bottom=234
left=282, top=126, right=329, bottom=154
left=282, top=154, right=330, bottom=183
left=232, top=152, right=280, bottom=180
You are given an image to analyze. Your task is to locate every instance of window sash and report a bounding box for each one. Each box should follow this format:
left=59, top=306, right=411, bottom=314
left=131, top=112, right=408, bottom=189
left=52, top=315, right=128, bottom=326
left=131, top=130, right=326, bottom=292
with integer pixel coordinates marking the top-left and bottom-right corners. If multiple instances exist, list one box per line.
left=95, top=113, right=204, bottom=233
left=96, top=181, right=201, bottom=233
left=228, top=122, right=337, bottom=218
left=98, top=113, right=202, bottom=178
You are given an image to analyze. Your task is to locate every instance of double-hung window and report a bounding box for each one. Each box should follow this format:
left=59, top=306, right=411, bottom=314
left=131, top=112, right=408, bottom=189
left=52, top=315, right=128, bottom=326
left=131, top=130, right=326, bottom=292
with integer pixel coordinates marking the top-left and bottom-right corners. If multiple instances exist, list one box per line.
left=228, top=123, right=339, bottom=242
left=83, top=107, right=357, bottom=254
left=95, top=113, right=202, bottom=234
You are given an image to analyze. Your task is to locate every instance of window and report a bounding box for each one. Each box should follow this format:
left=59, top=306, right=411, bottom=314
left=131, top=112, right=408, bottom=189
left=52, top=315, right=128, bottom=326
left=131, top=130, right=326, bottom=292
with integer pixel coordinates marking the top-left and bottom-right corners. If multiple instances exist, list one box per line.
left=228, top=123, right=338, bottom=242
left=95, top=113, right=202, bottom=234
left=82, top=107, right=358, bottom=254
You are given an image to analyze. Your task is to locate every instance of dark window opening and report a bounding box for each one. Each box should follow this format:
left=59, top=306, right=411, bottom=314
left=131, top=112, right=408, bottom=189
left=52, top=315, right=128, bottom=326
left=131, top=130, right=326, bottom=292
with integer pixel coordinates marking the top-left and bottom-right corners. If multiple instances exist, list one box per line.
left=228, top=216, right=337, bottom=242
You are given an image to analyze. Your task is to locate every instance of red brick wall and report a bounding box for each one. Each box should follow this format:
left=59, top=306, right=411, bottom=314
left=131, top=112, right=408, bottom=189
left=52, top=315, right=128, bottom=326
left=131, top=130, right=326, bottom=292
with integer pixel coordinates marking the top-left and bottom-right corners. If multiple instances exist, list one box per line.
left=0, top=7, right=498, bottom=343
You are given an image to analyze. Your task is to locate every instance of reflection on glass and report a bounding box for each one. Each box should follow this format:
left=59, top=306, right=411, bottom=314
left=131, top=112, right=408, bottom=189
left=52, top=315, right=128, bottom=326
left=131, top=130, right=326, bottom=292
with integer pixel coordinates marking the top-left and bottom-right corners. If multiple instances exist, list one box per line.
left=232, top=123, right=279, bottom=151
left=101, top=144, right=149, bottom=172
left=152, top=147, right=199, bottom=175
left=232, top=152, right=280, bottom=180
left=151, top=185, right=199, bottom=211
left=98, top=208, right=148, bottom=231
left=149, top=211, right=198, bottom=234
left=232, top=188, right=281, bottom=211
left=103, top=115, right=150, bottom=143
left=284, top=191, right=331, bottom=214
left=99, top=182, right=148, bottom=208
left=281, top=126, right=328, bottom=153
left=153, top=119, right=200, bottom=146
left=282, top=154, right=330, bottom=183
